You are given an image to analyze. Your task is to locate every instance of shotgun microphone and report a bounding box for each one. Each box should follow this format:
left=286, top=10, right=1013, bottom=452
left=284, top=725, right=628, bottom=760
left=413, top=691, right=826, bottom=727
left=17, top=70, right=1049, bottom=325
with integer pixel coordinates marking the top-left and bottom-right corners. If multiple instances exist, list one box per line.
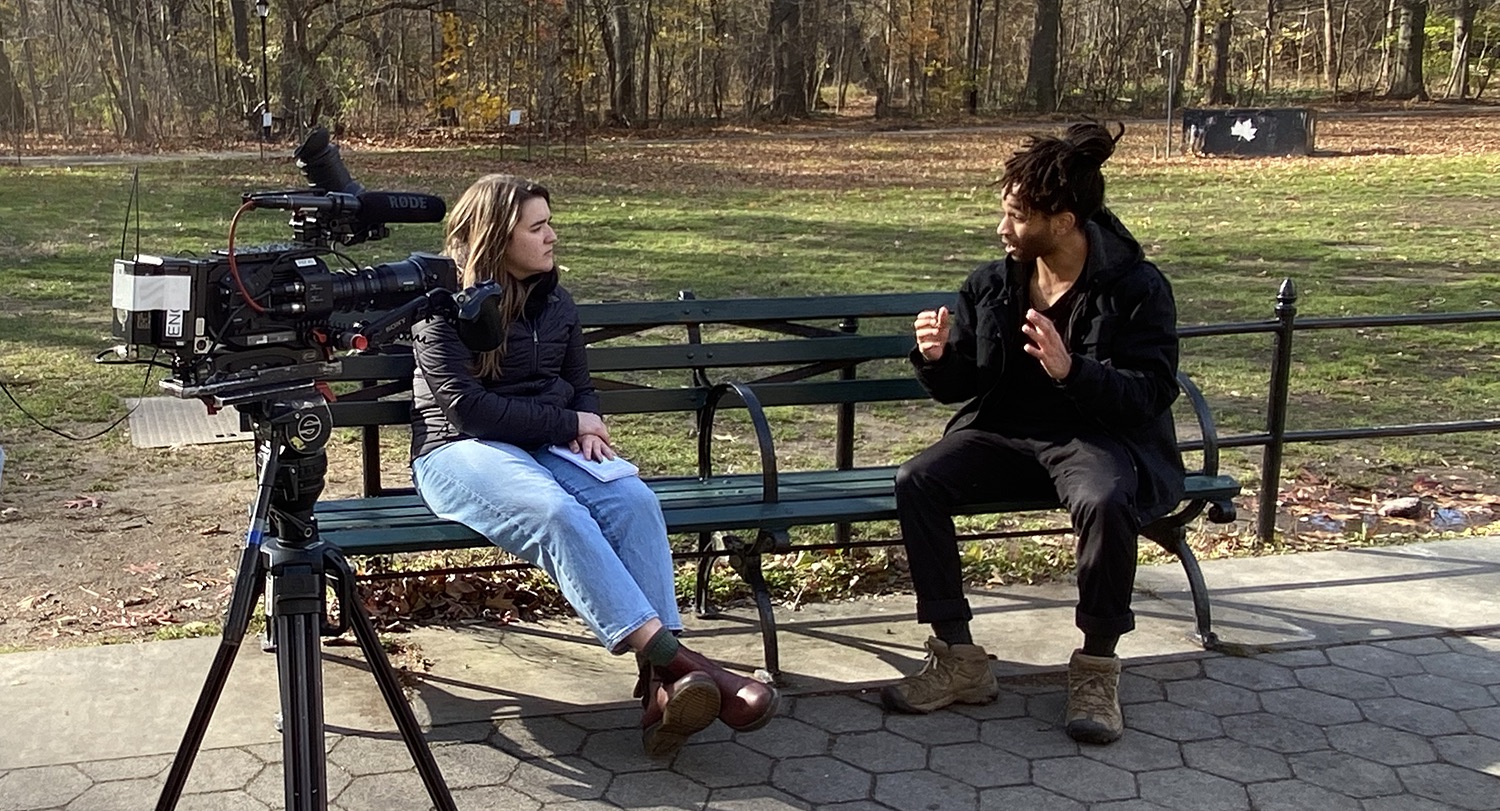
left=352, top=191, right=447, bottom=225
left=246, top=191, right=447, bottom=226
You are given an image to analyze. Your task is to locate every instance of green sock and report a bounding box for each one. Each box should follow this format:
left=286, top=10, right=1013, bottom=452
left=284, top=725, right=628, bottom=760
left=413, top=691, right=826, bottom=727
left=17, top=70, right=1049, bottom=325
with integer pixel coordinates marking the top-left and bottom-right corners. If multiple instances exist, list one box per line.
left=642, top=628, right=681, bottom=667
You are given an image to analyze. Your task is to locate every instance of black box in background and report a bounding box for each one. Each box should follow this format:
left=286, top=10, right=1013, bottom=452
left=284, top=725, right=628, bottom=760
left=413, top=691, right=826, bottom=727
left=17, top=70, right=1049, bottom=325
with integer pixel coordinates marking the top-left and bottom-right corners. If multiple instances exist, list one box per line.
left=1182, top=108, right=1317, bottom=156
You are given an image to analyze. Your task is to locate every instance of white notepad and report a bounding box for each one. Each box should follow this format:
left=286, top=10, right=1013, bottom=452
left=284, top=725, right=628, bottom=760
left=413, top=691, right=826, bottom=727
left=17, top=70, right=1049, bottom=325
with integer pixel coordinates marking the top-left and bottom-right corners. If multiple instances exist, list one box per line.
left=546, top=445, right=640, bottom=482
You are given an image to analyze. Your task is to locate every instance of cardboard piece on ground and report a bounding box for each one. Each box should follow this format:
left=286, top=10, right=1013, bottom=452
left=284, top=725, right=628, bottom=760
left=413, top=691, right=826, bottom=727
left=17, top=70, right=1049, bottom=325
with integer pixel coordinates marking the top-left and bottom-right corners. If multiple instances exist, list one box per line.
left=124, top=397, right=250, bottom=448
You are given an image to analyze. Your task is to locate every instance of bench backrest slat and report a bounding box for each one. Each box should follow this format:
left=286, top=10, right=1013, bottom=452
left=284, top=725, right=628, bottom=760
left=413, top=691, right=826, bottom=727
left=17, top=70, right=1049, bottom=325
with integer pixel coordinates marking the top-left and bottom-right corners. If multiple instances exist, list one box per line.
left=587, top=334, right=916, bottom=372
left=327, top=377, right=934, bottom=427
left=324, top=292, right=948, bottom=431
left=324, top=291, right=957, bottom=497
left=575, top=292, right=953, bottom=327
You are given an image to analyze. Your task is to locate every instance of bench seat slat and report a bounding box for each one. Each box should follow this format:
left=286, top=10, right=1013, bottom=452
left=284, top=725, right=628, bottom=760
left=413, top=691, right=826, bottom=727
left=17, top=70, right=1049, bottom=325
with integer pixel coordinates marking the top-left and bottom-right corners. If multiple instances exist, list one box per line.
left=318, top=471, right=1239, bottom=555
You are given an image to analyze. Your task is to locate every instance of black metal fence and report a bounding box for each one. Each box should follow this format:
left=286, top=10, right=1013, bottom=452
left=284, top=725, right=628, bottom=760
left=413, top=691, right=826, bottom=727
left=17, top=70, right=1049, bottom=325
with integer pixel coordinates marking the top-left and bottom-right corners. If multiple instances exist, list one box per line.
left=1180, top=278, right=1500, bottom=544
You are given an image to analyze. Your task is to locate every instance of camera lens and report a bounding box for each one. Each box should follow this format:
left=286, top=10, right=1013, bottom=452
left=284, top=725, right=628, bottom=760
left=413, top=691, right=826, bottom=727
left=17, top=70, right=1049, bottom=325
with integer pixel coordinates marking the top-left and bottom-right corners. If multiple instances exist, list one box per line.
left=327, top=253, right=454, bottom=311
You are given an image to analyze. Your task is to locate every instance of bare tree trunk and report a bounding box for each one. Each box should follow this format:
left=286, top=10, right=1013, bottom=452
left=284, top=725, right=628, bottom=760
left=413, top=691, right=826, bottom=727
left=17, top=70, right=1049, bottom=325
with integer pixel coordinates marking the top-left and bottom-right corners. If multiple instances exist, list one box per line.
left=965, top=0, right=983, bottom=113
left=55, top=1, right=75, bottom=136
left=99, top=0, right=150, bottom=142
left=1377, top=0, right=1397, bottom=89
left=1446, top=0, right=1473, bottom=98
left=0, top=17, right=26, bottom=133
left=1205, top=0, right=1233, bottom=104
left=599, top=0, right=639, bottom=124
left=1178, top=0, right=1197, bottom=94
left=567, top=0, right=587, bottom=123
left=641, top=0, right=653, bottom=125
left=1262, top=0, right=1276, bottom=93
left=988, top=0, right=1002, bottom=104
left=769, top=0, right=809, bottom=117
left=1189, top=0, right=1205, bottom=85
left=1025, top=0, right=1061, bottom=111
left=710, top=1, right=725, bottom=118
left=15, top=0, right=43, bottom=134
left=1322, top=0, right=1338, bottom=91
left=281, top=0, right=310, bottom=130
left=227, top=0, right=260, bottom=122
left=861, top=23, right=890, bottom=116
left=1385, top=0, right=1428, bottom=99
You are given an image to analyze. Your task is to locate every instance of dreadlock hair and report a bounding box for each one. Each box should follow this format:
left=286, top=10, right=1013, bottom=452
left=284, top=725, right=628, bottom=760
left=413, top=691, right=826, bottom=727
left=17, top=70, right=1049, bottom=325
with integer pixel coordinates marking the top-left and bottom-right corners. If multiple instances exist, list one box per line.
left=999, top=121, right=1124, bottom=223
left=443, top=174, right=552, bottom=380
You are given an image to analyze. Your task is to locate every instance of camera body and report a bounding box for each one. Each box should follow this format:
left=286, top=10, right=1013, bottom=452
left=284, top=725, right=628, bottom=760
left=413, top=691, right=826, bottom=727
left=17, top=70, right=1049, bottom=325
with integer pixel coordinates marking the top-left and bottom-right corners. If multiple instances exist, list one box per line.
left=110, top=129, right=464, bottom=402
left=112, top=245, right=456, bottom=397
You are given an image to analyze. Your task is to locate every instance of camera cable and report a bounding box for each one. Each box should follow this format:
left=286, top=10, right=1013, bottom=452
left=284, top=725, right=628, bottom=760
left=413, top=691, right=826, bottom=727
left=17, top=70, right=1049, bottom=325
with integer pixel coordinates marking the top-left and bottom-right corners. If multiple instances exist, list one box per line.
left=0, top=348, right=160, bottom=441
left=227, top=201, right=269, bottom=314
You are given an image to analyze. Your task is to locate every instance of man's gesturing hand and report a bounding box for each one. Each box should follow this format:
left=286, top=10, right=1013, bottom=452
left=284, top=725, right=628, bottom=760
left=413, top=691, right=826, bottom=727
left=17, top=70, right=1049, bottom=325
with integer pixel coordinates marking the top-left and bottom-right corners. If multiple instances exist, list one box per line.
left=1021, top=309, right=1073, bottom=381
left=915, top=306, right=951, bottom=362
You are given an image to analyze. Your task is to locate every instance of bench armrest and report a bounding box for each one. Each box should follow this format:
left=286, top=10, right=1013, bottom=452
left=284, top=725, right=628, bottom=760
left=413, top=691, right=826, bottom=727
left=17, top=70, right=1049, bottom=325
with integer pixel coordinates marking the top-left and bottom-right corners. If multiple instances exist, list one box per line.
left=1146, top=371, right=1235, bottom=540
left=1177, top=370, right=1221, bottom=478
left=697, top=380, right=781, bottom=503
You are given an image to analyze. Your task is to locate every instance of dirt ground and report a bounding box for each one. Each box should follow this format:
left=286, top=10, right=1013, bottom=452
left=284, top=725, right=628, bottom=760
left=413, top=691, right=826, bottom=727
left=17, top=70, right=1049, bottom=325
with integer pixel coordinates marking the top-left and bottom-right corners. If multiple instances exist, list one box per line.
left=5, top=107, right=1500, bottom=653
left=0, top=434, right=389, bottom=650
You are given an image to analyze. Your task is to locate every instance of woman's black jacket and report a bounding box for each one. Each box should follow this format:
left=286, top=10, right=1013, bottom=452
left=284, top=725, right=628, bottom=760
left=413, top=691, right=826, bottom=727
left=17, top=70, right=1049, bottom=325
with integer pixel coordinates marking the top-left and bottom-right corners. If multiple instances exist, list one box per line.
left=409, top=270, right=599, bottom=461
left=911, top=209, right=1186, bottom=523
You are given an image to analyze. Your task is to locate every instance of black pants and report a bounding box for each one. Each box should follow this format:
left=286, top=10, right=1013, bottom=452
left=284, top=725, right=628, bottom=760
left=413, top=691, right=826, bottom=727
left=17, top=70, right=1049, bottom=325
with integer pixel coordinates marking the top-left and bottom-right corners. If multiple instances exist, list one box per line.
left=894, top=428, right=1141, bottom=637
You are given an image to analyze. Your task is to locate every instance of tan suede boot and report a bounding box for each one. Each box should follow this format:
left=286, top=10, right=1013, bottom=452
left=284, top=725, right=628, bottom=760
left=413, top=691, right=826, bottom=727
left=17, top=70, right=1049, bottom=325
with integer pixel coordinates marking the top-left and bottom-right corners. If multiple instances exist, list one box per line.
left=880, top=637, right=999, bottom=714
left=1065, top=649, right=1123, bottom=744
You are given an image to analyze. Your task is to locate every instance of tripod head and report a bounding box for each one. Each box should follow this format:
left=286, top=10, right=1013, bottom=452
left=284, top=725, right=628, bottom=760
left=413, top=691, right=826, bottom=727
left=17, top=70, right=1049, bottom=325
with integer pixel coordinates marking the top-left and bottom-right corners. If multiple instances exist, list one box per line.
left=231, top=389, right=333, bottom=549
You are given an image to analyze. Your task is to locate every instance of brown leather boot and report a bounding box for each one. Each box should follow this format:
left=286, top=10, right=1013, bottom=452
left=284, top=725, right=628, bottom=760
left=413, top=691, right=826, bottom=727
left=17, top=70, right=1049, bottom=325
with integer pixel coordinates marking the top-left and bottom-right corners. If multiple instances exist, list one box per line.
left=638, top=668, right=721, bottom=758
left=659, top=645, right=779, bottom=732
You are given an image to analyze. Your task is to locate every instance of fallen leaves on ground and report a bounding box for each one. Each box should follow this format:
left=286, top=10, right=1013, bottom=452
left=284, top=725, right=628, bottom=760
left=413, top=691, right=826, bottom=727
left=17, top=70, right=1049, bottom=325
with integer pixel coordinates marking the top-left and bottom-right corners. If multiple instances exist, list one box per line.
left=1274, top=469, right=1498, bottom=542
left=358, top=571, right=561, bottom=629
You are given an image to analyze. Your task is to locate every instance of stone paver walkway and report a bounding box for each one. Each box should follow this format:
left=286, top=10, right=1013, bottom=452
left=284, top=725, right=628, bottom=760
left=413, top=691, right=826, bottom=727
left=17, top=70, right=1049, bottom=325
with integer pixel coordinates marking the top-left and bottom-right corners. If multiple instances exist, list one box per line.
left=3, top=630, right=1499, bottom=810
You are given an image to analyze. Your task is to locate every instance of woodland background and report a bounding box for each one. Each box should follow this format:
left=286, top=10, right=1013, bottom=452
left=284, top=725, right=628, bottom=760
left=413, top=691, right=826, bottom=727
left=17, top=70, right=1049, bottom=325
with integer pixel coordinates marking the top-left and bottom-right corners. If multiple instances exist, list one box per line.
left=0, top=0, right=1497, bottom=148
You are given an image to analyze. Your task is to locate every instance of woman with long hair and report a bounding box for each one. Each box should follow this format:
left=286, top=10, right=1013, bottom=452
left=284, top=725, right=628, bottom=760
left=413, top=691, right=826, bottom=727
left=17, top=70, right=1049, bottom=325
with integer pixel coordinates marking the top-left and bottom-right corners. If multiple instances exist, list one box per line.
left=409, top=174, right=777, bottom=758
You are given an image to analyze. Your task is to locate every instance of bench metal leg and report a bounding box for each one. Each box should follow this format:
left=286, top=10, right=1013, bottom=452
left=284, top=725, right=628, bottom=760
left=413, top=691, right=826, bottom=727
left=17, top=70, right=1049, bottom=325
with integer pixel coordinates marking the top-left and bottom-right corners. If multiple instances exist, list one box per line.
left=1143, top=523, right=1220, bottom=650
left=1174, top=542, right=1220, bottom=650
left=719, top=532, right=782, bottom=679
left=693, top=532, right=719, bottom=618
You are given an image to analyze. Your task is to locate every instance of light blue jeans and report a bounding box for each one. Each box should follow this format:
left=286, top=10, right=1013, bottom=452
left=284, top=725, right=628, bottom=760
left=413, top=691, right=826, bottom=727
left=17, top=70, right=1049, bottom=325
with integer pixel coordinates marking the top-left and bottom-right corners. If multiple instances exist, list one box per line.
left=412, top=439, right=682, bottom=653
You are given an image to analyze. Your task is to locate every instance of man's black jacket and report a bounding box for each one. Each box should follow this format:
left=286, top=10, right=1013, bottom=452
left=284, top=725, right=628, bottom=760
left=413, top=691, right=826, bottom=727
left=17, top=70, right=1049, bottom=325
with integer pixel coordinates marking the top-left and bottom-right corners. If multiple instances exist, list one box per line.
left=911, top=208, right=1186, bottom=523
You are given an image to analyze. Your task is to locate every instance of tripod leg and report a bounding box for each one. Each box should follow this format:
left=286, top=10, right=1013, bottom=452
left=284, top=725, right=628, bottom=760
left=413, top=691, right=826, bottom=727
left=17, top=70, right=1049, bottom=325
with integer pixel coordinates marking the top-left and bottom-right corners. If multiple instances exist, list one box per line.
left=333, top=555, right=458, bottom=811
left=272, top=566, right=329, bottom=811
left=156, top=458, right=278, bottom=811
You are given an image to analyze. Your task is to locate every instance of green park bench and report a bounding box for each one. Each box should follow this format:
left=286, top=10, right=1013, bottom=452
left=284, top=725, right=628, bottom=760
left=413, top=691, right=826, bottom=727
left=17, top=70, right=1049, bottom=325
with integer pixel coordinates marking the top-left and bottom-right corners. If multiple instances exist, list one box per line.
left=314, top=291, right=1242, bottom=677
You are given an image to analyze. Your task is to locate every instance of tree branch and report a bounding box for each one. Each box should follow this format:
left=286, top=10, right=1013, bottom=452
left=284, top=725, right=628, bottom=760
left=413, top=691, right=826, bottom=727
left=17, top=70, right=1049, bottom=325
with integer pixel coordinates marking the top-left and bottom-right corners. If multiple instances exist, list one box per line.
left=309, top=0, right=442, bottom=61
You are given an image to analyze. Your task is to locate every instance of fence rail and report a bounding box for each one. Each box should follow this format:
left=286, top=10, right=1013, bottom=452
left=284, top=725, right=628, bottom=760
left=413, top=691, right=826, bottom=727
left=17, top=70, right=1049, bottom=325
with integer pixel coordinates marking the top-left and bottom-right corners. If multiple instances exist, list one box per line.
left=1180, top=279, right=1500, bottom=544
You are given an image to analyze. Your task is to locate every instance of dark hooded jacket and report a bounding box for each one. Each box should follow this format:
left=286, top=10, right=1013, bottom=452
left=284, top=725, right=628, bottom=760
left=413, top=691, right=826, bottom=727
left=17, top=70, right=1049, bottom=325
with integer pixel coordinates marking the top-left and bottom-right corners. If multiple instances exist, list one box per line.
left=911, top=208, right=1185, bottom=523
left=410, top=270, right=599, bottom=461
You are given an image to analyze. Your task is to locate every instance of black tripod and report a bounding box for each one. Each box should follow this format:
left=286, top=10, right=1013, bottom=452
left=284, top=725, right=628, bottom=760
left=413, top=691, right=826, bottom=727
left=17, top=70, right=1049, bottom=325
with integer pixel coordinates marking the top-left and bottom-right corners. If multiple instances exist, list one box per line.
left=155, top=391, right=455, bottom=811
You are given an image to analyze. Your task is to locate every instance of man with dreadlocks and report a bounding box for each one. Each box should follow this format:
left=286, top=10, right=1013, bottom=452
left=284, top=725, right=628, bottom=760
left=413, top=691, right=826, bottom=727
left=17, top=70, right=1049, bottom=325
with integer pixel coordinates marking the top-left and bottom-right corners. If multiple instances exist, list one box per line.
left=880, top=122, right=1184, bottom=745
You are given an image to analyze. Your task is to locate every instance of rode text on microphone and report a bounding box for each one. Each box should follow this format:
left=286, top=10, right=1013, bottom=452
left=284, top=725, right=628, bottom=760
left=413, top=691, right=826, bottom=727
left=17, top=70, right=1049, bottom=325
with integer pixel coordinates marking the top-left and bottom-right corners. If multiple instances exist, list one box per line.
left=108, top=128, right=497, bottom=406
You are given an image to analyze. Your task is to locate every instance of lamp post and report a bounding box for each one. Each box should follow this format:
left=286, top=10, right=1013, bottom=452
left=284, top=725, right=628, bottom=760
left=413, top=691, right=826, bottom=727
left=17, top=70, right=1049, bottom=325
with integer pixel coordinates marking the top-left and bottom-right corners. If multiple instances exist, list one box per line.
left=1160, top=49, right=1178, bottom=158
left=256, top=0, right=270, bottom=153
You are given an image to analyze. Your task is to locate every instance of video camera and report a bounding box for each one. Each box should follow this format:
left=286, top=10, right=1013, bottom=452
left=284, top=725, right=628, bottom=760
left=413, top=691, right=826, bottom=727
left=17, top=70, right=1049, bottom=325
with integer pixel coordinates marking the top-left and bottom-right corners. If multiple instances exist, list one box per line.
left=110, top=129, right=496, bottom=404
